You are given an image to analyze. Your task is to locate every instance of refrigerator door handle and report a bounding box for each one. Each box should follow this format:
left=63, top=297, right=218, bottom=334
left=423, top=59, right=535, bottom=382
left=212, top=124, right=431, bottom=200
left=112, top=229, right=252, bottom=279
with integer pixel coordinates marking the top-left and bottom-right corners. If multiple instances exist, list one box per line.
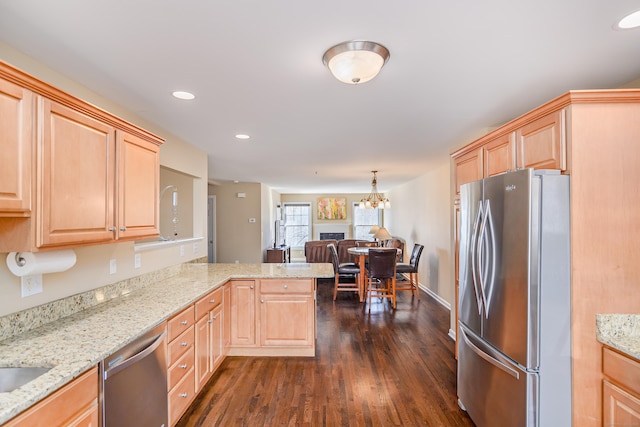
left=470, top=201, right=484, bottom=316
left=460, top=327, right=520, bottom=380
left=482, top=199, right=497, bottom=318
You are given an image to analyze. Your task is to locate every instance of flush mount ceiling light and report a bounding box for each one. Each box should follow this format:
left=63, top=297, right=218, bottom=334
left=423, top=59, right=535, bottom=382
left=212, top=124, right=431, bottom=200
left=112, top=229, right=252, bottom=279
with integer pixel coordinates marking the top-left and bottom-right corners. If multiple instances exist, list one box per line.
left=235, top=134, right=250, bottom=140
left=359, top=171, right=391, bottom=209
left=322, top=41, right=390, bottom=84
left=172, top=90, right=195, bottom=100
left=617, top=9, right=640, bottom=29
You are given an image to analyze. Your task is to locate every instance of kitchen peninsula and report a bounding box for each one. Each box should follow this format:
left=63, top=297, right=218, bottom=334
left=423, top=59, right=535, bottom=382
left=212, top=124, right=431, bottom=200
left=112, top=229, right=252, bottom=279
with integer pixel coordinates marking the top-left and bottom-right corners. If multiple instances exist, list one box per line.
left=0, top=262, right=333, bottom=425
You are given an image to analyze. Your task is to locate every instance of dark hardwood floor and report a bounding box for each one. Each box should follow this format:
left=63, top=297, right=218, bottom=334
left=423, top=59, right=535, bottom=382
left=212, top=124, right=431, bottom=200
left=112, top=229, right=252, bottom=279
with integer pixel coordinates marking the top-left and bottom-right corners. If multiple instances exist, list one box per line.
left=176, top=278, right=475, bottom=426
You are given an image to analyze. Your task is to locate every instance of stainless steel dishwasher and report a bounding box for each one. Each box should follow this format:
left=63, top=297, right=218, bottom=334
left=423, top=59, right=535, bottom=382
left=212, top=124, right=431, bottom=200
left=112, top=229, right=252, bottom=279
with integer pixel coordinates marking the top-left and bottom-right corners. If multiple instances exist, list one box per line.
left=100, top=323, right=168, bottom=427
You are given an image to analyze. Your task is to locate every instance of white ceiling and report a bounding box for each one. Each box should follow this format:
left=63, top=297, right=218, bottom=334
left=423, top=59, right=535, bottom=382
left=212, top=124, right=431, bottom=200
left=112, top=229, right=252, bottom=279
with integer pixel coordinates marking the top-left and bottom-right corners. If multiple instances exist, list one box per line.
left=1, top=1, right=639, bottom=194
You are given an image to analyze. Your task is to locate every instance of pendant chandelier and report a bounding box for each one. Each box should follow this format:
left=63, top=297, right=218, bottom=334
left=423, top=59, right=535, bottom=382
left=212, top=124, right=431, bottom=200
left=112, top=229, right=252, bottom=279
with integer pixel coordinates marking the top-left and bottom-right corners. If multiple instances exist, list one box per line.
left=359, top=171, right=391, bottom=209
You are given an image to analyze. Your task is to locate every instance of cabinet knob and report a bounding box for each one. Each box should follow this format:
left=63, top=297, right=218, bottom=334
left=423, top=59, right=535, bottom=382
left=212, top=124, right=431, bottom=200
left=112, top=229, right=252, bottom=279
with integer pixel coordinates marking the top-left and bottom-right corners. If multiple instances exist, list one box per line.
left=179, top=392, right=188, bottom=398
left=283, top=284, right=288, bottom=289
left=260, top=299, right=264, bottom=304
left=181, top=342, right=188, bottom=347
left=179, top=364, right=188, bottom=369
left=181, top=320, right=188, bottom=325
left=108, top=227, right=116, bottom=232
left=209, top=299, right=215, bottom=303
left=120, top=226, right=126, bottom=232
left=208, top=319, right=213, bottom=324
left=250, top=285, right=254, bottom=289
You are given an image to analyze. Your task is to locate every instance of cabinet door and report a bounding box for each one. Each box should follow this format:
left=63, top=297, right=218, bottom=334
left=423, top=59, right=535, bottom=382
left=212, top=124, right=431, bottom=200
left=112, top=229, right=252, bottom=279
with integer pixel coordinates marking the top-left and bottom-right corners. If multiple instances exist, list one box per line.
left=117, top=130, right=159, bottom=240
left=483, top=132, right=516, bottom=177
left=0, top=79, right=33, bottom=216
left=195, top=314, right=212, bottom=392
left=516, top=110, right=566, bottom=170
left=230, top=280, right=256, bottom=346
left=39, top=98, right=115, bottom=247
left=603, top=380, right=640, bottom=426
left=259, top=294, right=314, bottom=347
left=211, top=304, right=224, bottom=369
left=223, top=285, right=231, bottom=350
left=453, top=147, right=483, bottom=196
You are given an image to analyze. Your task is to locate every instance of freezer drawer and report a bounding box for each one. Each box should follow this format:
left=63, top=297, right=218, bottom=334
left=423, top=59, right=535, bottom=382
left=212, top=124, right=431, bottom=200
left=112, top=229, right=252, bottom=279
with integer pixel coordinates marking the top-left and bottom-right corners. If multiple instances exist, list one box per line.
left=457, top=325, right=538, bottom=427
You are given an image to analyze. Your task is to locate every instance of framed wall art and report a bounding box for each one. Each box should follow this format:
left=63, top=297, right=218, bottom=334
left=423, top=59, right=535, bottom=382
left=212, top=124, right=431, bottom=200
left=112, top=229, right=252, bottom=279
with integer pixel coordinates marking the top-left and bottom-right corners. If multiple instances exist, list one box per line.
left=317, top=197, right=346, bottom=220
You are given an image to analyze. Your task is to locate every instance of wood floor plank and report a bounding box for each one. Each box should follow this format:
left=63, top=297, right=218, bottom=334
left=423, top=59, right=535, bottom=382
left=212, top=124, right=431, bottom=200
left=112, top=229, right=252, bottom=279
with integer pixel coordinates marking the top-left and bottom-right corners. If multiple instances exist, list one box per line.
left=177, top=279, right=475, bottom=427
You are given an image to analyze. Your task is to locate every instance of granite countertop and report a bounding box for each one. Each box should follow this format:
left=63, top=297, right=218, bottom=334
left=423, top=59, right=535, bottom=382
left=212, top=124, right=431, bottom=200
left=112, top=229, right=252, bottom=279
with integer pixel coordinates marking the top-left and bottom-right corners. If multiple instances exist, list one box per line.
left=596, top=314, right=640, bottom=360
left=0, top=262, right=333, bottom=424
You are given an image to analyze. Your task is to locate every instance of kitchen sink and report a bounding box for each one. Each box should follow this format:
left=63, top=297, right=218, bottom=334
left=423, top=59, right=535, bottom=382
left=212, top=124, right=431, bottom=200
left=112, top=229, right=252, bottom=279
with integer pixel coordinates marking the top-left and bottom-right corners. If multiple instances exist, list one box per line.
left=0, top=367, right=52, bottom=393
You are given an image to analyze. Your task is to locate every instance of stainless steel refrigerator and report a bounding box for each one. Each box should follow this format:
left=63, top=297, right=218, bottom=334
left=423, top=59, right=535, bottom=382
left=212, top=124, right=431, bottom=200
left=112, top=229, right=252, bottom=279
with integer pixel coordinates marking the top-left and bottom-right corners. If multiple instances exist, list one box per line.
left=457, top=168, right=571, bottom=427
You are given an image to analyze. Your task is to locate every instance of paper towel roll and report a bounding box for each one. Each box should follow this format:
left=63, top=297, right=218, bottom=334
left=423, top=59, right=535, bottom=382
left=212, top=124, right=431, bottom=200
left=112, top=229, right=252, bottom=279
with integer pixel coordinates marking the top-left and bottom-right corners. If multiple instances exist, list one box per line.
left=6, top=250, right=77, bottom=277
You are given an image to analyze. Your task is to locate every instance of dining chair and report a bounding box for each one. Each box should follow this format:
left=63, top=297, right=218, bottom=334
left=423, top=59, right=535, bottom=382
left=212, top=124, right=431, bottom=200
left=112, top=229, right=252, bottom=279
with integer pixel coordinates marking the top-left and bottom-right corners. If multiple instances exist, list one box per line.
left=337, top=239, right=359, bottom=264
left=365, top=248, right=398, bottom=310
left=328, top=243, right=361, bottom=301
left=395, top=243, right=424, bottom=299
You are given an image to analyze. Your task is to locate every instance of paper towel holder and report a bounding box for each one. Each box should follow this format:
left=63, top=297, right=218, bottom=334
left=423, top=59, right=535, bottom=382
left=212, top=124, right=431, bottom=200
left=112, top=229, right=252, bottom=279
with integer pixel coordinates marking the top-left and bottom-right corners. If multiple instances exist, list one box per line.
left=14, top=252, right=26, bottom=267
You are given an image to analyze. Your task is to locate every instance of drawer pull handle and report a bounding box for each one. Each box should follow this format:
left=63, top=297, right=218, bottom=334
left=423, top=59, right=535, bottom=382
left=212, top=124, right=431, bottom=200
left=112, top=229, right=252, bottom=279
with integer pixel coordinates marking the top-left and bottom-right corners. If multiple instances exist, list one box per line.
left=179, top=364, right=188, bottom=369
left=181, top=320, right=188, bottom=325
left=208, top=319, right=213, bottom=323
left=181, top=342, right=188, bottom=347
left=283, top=285, right=288, bottom=289
left=209, top=299, right=215, bottom=303
left=179, top=392, right=188, bottom=398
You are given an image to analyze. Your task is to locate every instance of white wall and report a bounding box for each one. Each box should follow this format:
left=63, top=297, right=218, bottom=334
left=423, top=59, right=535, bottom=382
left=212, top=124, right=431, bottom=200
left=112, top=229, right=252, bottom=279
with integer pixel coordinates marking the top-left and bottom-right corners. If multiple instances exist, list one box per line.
left=0, top=42, right=208, bottom=317
left=385, top=160, right=454, bottom=324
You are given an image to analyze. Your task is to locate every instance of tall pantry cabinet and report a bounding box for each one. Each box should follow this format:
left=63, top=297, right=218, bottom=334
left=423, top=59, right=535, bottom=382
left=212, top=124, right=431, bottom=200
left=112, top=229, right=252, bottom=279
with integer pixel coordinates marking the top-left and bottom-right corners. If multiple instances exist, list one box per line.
left=451, top=90, right=640, bottom=426
left=0, top=61, right=163, bottom=252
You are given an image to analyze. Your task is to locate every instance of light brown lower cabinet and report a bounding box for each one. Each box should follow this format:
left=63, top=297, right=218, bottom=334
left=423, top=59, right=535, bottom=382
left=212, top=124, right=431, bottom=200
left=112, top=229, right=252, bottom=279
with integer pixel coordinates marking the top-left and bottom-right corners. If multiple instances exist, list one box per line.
left=4, top=366, right=98, bottom=427
left=167, top=306, right=195, bottom=427
left=259, top=279, right=315, bottom=349
left=602, top=346, right=640, bottom=425
left=194, top=287, right=225, bottom=392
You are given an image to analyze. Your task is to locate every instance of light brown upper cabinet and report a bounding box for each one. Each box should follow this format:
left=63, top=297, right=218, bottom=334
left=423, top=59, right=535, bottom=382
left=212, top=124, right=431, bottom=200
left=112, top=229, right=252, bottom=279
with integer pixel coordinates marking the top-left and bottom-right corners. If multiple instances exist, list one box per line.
left=516, top=109, right=566, bottom=171
left=0, top=78, right=33, bottom=216
left=453, top=147, right=483, bottom=196
left=0, top=61, right=163, bottom=252
left=484, top=132, right=516, bottom=177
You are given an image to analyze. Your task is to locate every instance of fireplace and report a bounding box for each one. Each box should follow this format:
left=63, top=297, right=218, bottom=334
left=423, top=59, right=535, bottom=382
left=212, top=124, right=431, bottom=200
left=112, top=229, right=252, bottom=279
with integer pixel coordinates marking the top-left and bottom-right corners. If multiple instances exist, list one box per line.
left=314, top=223, right=350, bottom=240
left=320, top=232, right=345, bottom=240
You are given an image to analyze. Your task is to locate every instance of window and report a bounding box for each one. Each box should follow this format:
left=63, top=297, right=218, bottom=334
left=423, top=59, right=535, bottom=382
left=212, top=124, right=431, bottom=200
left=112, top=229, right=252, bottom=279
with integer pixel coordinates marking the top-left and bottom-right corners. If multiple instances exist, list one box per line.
left=283, top=203, right=312, bottom=249
left=352, top=203, right=381, bottom=240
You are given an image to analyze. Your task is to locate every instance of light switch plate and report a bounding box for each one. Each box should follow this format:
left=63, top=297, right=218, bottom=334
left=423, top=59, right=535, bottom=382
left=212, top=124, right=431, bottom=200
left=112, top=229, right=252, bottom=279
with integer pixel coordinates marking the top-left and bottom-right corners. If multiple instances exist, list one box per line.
left=21, top=275, right=43, bottom=297
left=193, top=242, right=199, bottom=253
left=109, top=259, right=117, bottom=275
left=180, top=245, right=185, bottom=257
left=134, top=253, right=141, bottom=269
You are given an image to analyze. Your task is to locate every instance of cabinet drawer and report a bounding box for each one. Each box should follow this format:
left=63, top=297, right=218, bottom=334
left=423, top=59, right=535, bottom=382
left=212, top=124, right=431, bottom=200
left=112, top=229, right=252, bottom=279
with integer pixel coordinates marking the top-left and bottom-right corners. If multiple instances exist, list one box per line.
left=168, top=327, right=194, bottom=366
left=603, top=347, right=640, bottom=396
left=261, top=279, right=312, bottom=294
left=168, top=346, right=194, bottom=390
left=168, top=305, right=195, bottom=341
left=195, top=287, right=223, bottom=318
left=168, top=367, right=195, bottom=426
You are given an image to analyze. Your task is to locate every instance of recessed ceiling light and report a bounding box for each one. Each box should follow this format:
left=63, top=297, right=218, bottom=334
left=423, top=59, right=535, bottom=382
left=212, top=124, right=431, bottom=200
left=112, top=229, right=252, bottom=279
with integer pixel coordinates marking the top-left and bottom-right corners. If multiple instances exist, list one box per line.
left=617, top=10, right=640, bottom=29
left=172, top=91, right=195, bottom=100
left=235, top=134, right=250, bottom=140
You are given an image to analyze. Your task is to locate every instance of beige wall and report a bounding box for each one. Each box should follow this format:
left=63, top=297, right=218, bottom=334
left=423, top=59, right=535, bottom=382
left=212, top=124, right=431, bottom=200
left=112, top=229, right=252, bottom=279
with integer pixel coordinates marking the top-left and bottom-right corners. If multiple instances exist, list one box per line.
left=0, top=42, right=208, bottom=317
left=209, top=182, right=263, bottom=263
left=385, top=161, right=455, bottom=331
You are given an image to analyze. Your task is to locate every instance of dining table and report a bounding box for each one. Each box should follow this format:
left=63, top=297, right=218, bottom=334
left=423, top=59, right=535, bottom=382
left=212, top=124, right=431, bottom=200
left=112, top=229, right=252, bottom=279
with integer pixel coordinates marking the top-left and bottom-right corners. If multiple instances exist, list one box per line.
left=347, top=246, right=400, bottom=302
